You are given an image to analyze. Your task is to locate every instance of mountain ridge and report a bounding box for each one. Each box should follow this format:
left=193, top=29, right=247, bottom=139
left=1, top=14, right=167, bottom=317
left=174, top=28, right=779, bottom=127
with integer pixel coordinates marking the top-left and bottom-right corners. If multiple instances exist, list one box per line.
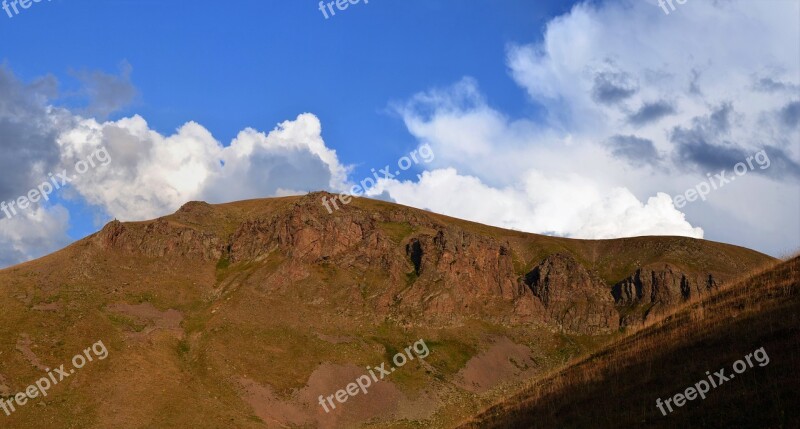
left=54, top=191, right=775, bottom=329
left=0, top=192, right=778, bottom=428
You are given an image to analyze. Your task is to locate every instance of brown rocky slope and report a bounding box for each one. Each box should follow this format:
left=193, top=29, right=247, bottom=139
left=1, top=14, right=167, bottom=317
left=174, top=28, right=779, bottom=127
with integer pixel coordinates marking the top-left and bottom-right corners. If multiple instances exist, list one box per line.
left=92, top=192, right=771, bottom=331
left=0, top=192, right=775, bottom=428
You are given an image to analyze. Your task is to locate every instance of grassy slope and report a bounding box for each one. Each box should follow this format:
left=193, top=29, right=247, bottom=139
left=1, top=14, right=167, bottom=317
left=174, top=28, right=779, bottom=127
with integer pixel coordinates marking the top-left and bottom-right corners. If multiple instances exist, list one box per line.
left=344, top=196, right=772, bottom=283
left=462, top=256, right=800, bottom=429
left=0, top=194, right=778, bottom=428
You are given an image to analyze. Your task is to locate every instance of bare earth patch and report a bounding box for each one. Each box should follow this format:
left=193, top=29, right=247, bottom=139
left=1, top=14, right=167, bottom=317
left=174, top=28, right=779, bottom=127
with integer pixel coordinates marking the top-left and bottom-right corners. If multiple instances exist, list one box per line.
left=237, top=377, right=311, bottom=428
left=107, top=302, right=184, bottom=338
left=16, top=333, right=48, bottom=371
left=299, top=363, right=404, bottom=429
left=455, top=336, right=537, bottom=393
left=234, top=362, right=439, bottom=429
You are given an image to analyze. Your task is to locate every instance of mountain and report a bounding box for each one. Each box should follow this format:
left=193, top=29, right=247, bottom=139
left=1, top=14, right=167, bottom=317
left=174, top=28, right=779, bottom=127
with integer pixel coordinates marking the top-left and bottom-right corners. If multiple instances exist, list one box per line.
left=0, top=192, right=775, bottom=428
left=461, top=255, right=800, bottom=428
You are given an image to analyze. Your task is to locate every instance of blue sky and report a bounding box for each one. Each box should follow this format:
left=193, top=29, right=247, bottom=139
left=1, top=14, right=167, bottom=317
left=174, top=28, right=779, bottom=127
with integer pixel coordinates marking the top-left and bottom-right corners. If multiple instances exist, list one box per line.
left=1, top=0, right=577, bottom=236
left=0, top=0, right=798, bottom=266
left=2, top=0, right=573, bottom=149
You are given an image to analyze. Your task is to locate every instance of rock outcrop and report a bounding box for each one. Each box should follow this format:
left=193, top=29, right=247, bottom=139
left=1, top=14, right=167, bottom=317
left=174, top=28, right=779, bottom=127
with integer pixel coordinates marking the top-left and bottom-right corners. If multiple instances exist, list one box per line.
left=395, top=228, right=535, bottom=324
left=522, top=253, right=619, bottom=335
left=612, top=265, right=720, bottom=326
left=95, top=218, right=224, bottom=261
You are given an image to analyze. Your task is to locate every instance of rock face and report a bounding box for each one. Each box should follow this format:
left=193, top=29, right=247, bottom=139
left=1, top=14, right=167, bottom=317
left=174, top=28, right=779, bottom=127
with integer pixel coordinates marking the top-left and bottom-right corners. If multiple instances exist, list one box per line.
left=612, top=265, right=720, bottom=326
left=90, top=192, right=752, bottom=334
left=228, top=206, right=380, bottom=264
left=522, top=254, right=619, bottom=335
left=217, top=196, right=537, bottom=325
left=96, top=218, right=224, bottom=261
left=395, top=228, right=536, bottom=324
left=94, top=196, right=532, bottom=325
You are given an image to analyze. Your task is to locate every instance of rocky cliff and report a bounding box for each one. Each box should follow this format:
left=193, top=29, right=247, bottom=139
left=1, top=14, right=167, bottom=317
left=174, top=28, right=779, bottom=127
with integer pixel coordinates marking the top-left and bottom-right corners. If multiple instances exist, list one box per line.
left=612, top=264, right=720, bottom=326
left=90, top=191, right=768, bottom=334
left=523, top=253, right=619, bottom=334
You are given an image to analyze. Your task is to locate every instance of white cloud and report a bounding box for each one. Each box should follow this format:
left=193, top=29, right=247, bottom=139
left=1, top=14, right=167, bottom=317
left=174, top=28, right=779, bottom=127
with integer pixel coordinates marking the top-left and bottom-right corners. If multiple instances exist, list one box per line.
left=388, top=77, right=706, bottom=239
left=1, top=109, right=351, bottom=267
left=507, top=0, right=800, bottom=156
left=203, top=114, right=349, bottom=205
left=2, top=91, right=353, bottom=267
left=383, top=0, right=799, bottom=254
left=57, top=113, right=349, bottom=221
left=0, top=206, right=71, bottom=268
left=368, top=168, right=702, bottom=240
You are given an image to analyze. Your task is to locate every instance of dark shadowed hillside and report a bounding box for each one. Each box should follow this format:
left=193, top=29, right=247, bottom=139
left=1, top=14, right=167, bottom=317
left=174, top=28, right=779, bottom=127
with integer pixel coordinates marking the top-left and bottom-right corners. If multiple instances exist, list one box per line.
left=462, top=256, right=800, bottom=429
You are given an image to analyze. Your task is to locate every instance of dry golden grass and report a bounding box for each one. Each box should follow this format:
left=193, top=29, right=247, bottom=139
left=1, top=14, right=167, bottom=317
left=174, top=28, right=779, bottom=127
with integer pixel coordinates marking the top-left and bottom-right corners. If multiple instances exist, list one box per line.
left=462, top=256, right=800, bottom=428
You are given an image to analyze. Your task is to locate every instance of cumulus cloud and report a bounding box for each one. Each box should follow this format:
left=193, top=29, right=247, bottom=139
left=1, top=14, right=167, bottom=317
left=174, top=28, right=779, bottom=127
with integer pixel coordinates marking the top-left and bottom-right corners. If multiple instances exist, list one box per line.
left=0, top=67, right=77, bottom=268
left=1, top=64, right=350, bottom=266
left=56, top=115, right=222, bottom=219
left=203, top=115, right=349, bottom=204
left=388, top=0, right=799, bottom=253
left=507, top=0, right=800, bottom=154
left=509, top=0, right=799, bottom=254
left=367, top=168, right=702, bottom=239
left=0, top=206, right=71, bottom=268
left=58, top=113, right=349, bottom=220
left=0, top=66, right=71, bottom=203
left=1, top=103, right=349, bottom=267
left=389, top=77, right=705, bottom=240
